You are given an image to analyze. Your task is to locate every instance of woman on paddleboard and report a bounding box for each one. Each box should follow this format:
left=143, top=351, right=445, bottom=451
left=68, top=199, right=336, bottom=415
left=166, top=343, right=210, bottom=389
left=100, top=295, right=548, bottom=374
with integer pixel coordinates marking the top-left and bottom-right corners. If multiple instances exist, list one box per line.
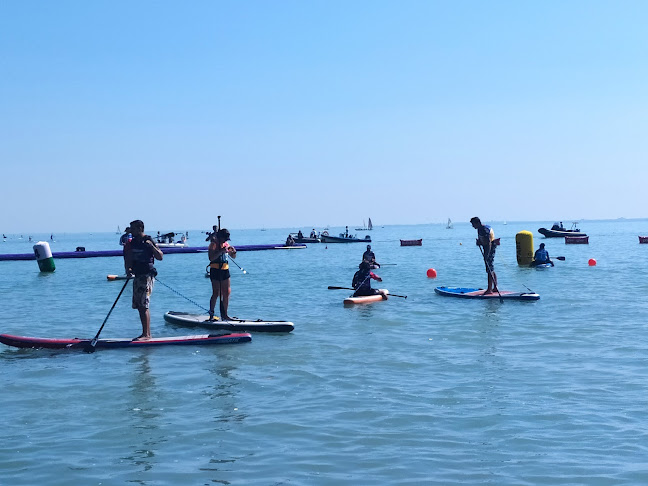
left=470, top=216, right=498, bottom=295
left=123, top=220, right=163, bottom=340
left=352, top=261, right=386, bottom=298
left=208, top=228, right=237, bottom=321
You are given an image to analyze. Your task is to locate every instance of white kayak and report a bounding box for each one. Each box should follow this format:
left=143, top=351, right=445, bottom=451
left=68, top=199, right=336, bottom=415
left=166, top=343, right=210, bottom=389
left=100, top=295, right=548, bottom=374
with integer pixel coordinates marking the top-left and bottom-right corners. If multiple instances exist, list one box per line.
left=163, top=311, right=294, bottom=333
left=343, top=289, right=389, bottom=305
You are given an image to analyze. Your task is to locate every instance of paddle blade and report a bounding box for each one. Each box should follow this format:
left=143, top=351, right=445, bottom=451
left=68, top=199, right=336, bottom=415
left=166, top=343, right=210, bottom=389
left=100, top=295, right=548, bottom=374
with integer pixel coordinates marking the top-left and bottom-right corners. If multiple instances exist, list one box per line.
left=555, top=256, right=566, bottom=261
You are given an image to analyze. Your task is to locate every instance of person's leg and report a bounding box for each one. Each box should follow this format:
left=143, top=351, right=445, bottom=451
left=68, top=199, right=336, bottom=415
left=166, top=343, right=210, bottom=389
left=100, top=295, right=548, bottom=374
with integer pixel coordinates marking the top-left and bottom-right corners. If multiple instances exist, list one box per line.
left=209, top=277, right=220, bottom=319
left=220, top=278, right=231, bottom=319
left=137, top=307, right=151, bottom=338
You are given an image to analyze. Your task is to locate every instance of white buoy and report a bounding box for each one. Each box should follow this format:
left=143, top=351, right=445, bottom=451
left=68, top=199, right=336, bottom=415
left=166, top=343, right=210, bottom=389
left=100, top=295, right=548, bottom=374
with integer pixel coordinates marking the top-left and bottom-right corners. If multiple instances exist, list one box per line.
left=33, top=241, right=56, bottom=272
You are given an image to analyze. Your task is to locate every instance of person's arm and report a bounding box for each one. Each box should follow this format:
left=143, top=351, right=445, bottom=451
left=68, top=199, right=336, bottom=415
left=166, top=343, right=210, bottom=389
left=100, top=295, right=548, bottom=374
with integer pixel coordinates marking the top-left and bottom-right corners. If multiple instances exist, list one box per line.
left=146, top=237, right=163, bottom=261
left=123, top=242, right=133, bottom=273
left=370, top=272, right=383, bottom=282
left=228, top=245, right=237, bottom=259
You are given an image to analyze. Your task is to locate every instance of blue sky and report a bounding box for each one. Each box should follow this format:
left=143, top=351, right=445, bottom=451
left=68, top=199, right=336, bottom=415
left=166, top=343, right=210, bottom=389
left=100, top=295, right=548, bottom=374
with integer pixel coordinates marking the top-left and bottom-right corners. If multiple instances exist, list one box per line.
left=1, top=1, right=646, bottom=233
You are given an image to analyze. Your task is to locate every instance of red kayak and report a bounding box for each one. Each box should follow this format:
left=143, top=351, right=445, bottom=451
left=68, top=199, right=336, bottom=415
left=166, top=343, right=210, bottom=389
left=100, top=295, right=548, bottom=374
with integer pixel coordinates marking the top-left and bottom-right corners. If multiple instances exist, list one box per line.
left=0, top=332, right=251, bottom=350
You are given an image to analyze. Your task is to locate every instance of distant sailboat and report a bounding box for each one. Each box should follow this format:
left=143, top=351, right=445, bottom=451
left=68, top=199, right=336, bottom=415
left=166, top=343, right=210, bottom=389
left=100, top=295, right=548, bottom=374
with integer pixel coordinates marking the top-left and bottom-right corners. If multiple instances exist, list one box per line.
left=446, top=218, right=453, bottom=229
left=116, top=225, right=121, bottom=234
left=356, top=218, right=374, bottom=231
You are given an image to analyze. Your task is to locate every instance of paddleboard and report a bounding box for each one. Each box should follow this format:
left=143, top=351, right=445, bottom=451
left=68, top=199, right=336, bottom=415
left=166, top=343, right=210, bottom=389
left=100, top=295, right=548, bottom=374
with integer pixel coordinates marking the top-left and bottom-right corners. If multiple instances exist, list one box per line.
left=434, top=286, right=539, bottom=301
left=0, top=332, right=251, bottom=350
left=164, top=311, right=294, bottom=333
left=343, top=289, right=389, bottom=305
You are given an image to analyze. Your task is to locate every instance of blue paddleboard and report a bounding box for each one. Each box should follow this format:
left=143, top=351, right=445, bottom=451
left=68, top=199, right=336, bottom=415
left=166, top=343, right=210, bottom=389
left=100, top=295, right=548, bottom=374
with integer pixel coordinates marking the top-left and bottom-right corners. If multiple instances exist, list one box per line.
left=434, top=286, right=540, bottom=301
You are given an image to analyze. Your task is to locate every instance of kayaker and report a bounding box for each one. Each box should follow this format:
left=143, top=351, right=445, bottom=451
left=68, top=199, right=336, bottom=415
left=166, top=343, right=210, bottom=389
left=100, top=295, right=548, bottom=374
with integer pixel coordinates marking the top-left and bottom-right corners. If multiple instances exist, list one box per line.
left=470, top=217, right=498, bottom=295
left=362, top=244, right=380, bottom=268
left=123, top=219, right=164, bottom=341
left=531, top=243, right=554, bottom=267
left=208, top=228, right=237, bottom=321
left=352, top=261, right=386, bottom=298
left=285, top=234, right=295, bottom=246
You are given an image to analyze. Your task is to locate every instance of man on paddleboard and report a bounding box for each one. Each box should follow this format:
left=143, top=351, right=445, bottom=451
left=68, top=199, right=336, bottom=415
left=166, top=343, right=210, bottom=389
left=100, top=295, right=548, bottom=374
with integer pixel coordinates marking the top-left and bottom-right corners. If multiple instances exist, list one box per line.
left=362, top=244, right=380, bottom=268
left=470, top=217, right=498, bottom=295
left=123, top=220, right=163, bottom=340
left=208, top=228, right=237, bottom=321
left=531, top=243, right=554, bottom=267
left=352, top=261, right=386, bottom=298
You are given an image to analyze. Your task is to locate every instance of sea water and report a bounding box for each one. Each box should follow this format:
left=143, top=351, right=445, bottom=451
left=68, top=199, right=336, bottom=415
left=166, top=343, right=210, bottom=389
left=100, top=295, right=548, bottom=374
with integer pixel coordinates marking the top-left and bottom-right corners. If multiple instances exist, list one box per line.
left=1, top=220, right=648, bottom=485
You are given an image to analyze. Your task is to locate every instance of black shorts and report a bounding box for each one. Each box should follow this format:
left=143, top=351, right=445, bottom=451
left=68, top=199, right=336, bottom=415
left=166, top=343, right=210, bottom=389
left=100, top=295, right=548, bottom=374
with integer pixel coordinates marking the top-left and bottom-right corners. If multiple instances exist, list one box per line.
left=210, top=268, right=231, bottom=281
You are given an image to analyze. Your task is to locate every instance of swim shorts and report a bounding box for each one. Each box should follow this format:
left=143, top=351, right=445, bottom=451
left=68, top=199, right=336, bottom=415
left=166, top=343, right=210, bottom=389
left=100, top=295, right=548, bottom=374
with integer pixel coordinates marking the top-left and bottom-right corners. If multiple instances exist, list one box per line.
left=132, top=275, right=154, bottom=309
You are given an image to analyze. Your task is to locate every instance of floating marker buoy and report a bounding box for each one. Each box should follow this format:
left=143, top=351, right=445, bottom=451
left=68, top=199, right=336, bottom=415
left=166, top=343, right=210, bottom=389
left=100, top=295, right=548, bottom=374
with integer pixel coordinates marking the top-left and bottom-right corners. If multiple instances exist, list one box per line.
left=588, top=258, right=597, bottom=266
left=33, top=241, right=55, bottom=272
left=426, top=268, right=437, bottom=278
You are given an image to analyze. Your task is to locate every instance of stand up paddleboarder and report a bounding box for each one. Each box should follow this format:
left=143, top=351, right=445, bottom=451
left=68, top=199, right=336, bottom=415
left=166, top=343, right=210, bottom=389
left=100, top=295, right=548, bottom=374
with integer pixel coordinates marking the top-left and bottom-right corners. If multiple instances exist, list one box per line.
left=208, top=227, right=237, bottom=320
left=470, top=216, right=498, bottom=295
left=123, top=220, right=163, bottom=340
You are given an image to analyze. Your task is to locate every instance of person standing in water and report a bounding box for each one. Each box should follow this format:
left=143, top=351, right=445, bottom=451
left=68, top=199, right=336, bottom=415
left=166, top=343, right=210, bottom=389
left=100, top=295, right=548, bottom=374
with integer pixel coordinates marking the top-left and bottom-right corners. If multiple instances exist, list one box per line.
left=208, top=228, right=237, bottom=320
left=470, top=216, right=498, bottom=295
left=123, top=220, right=163, bottom=340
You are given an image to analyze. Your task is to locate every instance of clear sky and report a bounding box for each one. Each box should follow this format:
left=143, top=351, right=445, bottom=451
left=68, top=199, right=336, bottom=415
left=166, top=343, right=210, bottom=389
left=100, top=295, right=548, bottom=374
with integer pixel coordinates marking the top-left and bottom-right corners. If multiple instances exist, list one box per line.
left=2, top=1, right=647, bottom=233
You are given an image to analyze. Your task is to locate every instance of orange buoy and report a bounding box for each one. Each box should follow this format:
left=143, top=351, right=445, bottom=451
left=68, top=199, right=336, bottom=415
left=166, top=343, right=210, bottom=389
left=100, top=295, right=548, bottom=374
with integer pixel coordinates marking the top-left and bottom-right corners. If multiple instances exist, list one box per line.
left=588, top=258, right=597, bottom=266
left=426, top=268, right=437, bottom=278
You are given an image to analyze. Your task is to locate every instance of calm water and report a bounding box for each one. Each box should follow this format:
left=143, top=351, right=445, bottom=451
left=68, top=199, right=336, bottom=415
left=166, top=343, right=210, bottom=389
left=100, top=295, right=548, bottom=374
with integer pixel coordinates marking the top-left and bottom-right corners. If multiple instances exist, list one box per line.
left=2, top=220, right=648, bottom=485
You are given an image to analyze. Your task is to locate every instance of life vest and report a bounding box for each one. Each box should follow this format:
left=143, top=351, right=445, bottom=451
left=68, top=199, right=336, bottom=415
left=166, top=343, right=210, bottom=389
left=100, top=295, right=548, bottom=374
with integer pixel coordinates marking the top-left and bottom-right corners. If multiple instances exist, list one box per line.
left=129, top=237, right=155, bottom=276
left=209, top=246, right=229, bottom=270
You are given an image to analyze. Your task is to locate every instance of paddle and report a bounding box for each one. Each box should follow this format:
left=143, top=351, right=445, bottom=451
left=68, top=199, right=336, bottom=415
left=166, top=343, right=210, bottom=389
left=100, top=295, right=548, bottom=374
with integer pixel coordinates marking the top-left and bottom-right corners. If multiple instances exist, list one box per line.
left=327, top=286, right=407, bottom=299
left=85, top=276, right=131, bottom=353
left=478, top=244, right=503, bottom=303
left=555, top=256, right=566, bottom=261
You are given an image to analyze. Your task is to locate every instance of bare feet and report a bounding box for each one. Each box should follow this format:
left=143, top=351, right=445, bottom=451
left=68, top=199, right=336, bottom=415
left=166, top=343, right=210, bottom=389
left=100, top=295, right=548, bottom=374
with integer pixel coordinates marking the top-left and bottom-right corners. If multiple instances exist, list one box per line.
left=133, top=334, right=151, bottom=341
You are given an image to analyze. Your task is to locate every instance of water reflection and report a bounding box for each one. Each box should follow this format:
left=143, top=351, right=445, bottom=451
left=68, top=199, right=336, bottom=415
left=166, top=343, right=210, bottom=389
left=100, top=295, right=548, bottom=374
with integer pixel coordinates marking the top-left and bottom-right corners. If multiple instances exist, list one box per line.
left=122, top=353, right=162, bottom=473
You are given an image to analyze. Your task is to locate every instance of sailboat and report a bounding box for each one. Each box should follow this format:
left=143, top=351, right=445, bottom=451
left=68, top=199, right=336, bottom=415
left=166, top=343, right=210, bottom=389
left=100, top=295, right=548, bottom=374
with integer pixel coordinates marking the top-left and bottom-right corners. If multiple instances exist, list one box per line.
left=116, top=225, right=121, bottom=234
left=446, top=218, right=453, bottom=229
left=355, top=218, right=374, bottom=231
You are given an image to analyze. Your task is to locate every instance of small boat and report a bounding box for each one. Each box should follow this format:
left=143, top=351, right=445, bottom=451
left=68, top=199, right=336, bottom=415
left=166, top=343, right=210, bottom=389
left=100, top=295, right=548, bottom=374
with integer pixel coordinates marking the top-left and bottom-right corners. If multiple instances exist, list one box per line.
left=538, top=222, right=586, bottom=238
left=0, top=332, right=251, bottom=350
left=639, top=236, right=648, bottom=244
left=446, top=218, right=453, bottom=229
left=343, top=289, right=389, bottom=305
left=434, top=287, right=540, bottom=301
left=320, top=233, right=371, bottom=243
left=157, top=242, right=189, bottom=248
left=400, top=239, right=422, bottom=246
left=355, top=218, right=374, bottom=231
left=565, top=235, right=589, bottom=244
left=164, top=311, right=294, bottom=333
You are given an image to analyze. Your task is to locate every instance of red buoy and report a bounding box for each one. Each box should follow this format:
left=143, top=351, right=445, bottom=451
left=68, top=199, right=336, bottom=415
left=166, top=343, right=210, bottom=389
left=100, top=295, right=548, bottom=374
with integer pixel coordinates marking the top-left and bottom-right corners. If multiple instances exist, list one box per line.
left=588, top=258, right=597, bottom=266
left=426, top=268, right=437, bottom=278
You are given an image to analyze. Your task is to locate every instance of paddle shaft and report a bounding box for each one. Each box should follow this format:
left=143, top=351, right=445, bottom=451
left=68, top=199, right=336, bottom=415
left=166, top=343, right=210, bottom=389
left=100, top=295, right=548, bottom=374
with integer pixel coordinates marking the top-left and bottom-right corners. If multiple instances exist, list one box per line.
left=327, top=286, right=407, bottom=298
left=87, top=275, right=131, bottom=351
left=478, top=243, right=503, bottom=303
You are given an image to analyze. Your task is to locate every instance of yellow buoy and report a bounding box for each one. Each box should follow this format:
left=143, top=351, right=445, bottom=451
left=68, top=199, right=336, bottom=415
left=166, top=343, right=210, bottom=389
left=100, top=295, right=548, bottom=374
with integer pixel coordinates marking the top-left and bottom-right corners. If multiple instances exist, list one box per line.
left=516, top=231, right=534, bottom=266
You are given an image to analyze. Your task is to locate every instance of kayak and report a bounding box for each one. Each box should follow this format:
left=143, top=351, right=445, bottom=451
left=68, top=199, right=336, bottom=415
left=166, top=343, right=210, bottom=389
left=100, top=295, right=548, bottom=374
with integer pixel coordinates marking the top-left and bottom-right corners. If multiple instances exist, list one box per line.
left=343, top=289, right=389, bottom=305
left=0, top=332, right=251, bottom=350
left=163, top=311, right=294, bottom=333
left=434, top=286, right=540, bottom=301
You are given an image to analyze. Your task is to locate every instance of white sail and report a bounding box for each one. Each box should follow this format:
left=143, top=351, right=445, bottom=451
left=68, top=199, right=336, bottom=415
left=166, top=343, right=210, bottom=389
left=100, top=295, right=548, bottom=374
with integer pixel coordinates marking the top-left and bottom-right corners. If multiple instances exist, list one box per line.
left=446, top=218, right=453, bottom=229
left=368, top=218, right=373, bottom=230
